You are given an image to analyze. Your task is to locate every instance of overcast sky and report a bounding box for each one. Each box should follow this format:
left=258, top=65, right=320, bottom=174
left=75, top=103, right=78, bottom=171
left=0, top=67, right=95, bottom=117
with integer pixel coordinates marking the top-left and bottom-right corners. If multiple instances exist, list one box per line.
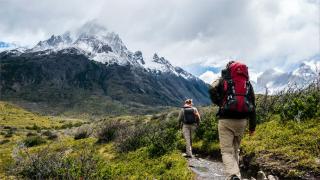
left=1, top=0, right=319, bottom=76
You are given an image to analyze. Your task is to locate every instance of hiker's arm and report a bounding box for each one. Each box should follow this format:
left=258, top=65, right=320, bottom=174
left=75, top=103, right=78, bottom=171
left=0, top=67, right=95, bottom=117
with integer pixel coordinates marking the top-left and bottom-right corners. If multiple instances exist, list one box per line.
left=249, top=112, right=256, bottom=135
left=178, top=109, right=184, bottom=128
left=194, top=108, right=201, bottom=125
left=209, top=78, right=223, bottom=105
left=249, top=84, right=256, bottom=135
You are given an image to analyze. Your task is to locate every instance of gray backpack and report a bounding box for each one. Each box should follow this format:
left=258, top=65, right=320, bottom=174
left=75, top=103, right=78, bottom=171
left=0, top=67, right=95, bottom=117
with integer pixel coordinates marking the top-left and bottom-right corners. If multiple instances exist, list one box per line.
left=183, top=107, right=197, bottom=124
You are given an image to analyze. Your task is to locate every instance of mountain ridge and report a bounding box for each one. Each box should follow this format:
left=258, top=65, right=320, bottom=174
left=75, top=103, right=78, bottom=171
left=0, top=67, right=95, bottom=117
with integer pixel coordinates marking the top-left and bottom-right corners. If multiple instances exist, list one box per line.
left=0, top=23, right=210, bottom=115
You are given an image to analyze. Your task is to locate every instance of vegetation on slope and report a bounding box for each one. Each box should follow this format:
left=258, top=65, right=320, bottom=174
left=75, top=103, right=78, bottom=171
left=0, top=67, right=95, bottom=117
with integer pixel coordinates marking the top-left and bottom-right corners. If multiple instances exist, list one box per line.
left=0, top=102, right=193, bottom=179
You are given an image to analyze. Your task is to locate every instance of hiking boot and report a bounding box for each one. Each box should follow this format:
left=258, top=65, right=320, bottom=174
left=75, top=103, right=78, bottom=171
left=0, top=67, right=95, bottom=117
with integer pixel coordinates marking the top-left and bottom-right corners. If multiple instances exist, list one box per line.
left=185, top=154, right=194, bottom=158
left=230, top=174, right=240, bottom=180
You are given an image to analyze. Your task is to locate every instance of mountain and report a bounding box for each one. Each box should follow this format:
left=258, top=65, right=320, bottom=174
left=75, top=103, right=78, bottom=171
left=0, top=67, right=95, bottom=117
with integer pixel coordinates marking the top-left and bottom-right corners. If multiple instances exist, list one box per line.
left=255, top=60, right=320, bottom=94
left=0, top=23, right=210, bottom=115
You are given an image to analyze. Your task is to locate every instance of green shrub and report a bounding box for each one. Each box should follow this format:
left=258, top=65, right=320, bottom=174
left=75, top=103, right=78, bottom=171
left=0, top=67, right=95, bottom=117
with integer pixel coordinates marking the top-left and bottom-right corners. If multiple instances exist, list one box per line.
left=4, top=128, right=15, bottom=138
left=115, top=124, right=151, bottom=153
left=74, top=130, right=89, bottom=140
left=275, top=88, right=320, bottom=122
left=97, top=121, right=126, bottom=143
left=0, top=139, right=10, bottom=145
left=26, top=124, right=41, bottom=131
left=41, top=130, right=58, bottom=140
left=147, top=127, right=178, bottom=157
left=26, top=132, right=37, bottom=137
left=23, top=135, right=46, bottom=147
left=195, top=110, right=219, bottom=143
left=10, top=144, right=111, bottom=179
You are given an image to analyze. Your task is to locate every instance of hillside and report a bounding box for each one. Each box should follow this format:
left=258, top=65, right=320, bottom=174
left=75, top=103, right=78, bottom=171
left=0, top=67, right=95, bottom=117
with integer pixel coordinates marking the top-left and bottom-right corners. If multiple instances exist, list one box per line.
left=0, top=101, right=193, bottom=179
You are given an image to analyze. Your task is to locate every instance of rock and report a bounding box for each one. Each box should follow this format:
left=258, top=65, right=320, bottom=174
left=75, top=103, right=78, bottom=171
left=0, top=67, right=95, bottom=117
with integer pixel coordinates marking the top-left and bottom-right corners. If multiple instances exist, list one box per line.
left=267, top=175, right=278, bottom=180
left=257, top=171, right=268, bottom=180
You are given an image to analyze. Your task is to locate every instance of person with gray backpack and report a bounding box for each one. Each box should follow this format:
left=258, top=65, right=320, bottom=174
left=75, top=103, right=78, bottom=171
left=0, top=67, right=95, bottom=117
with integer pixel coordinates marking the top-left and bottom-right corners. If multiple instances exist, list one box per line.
left=178, top=99, right=201, bottom=158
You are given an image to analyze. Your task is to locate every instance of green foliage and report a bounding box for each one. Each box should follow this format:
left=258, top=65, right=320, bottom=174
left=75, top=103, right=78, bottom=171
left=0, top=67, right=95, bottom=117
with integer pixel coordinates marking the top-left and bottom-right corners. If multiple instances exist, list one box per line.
left=148, top=127, right=178, bottom=157
left=97, top=121, right=125, bottom=143
left=115, top=124, right=151, bottom=153
left=74, top=130, right=90, bottom=140
left=242, top=118, right=320, bottom=176
left=0, top=139, right=10, bottom=145
left=110, top=112, right=182, bottom=156
left=10, top=143, right=111, bottom=179
left=41, top=130, right=58, bottom=140
left=276, top=89, right=320, bottom=121
left=23, top=135, right=46, bottom=147
left=195, top=110, right=219, bottom=142
left=4, top=128, right=15, bottom=138
left=192, top=107, right=220, bottom=155
left=109, top=148, right=193, bottom=179
left=26, top=124, right=41, bottom=131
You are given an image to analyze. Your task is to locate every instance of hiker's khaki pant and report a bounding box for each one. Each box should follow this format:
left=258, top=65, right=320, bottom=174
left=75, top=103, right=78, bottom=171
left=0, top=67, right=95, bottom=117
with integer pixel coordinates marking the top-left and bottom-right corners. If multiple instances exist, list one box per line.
left=182, top=124, right=196, bottom=156
left=218, top=118, right=247, bottom=178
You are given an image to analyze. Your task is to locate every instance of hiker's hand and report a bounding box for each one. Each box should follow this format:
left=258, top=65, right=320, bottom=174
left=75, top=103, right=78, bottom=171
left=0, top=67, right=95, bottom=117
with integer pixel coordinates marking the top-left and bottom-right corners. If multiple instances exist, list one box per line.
left=249, top=131, right=255, bottom=136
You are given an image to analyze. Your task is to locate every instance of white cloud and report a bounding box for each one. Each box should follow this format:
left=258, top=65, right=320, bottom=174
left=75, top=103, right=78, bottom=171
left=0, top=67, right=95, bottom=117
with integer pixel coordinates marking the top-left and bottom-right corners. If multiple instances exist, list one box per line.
left=0, top=0, right=318, bottom=72
left=199, top=71, right=220, bottom=84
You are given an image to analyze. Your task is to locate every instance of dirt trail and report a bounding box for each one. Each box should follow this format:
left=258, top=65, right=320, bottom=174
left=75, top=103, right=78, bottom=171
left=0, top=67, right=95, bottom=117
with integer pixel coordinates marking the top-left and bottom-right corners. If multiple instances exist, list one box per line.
left=188, top=157, right=226, bottom=180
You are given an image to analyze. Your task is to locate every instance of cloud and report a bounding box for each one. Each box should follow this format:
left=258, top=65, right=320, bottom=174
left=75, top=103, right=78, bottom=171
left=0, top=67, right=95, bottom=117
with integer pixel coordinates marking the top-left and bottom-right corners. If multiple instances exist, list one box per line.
left=0, top=0, right=318, bottom=73
left=199, top=71, right=220, bottom=84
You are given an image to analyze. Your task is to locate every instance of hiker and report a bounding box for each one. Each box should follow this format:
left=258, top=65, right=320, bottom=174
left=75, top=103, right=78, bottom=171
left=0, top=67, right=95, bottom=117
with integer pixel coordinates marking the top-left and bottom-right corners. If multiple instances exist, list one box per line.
left=209, top=61, right=256, bottom=180
left=178, top=99, right=201, bottom=158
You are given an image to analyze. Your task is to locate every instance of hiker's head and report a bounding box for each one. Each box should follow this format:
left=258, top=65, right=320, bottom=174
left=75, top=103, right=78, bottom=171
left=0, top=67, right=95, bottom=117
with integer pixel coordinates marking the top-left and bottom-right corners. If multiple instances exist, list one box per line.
left=185, top=99, right=193, bottom=105
left=226, top=61, right=235, bottom=68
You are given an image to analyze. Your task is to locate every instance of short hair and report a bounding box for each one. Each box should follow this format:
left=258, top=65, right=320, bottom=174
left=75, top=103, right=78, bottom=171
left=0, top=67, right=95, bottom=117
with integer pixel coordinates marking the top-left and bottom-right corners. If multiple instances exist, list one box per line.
left=185, top=99, right=193, bottom=104
left=226, top=61, right=235, bottom=68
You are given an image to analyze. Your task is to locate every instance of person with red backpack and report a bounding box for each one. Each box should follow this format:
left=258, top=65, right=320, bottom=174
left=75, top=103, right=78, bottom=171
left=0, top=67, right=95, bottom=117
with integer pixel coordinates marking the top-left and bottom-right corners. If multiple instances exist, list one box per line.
left=178, top=99, right=201, bottom=158
left=209, top=61, right=256, bottom=180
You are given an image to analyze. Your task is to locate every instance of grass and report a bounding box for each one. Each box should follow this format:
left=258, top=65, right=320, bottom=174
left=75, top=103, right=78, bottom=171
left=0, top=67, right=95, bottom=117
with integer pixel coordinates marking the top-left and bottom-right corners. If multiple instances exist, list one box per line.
left=0, top=101, right=62, bottom=128
left=242, top=116, right=320, bottom=177
left=109, top=148, right=193, bottom=179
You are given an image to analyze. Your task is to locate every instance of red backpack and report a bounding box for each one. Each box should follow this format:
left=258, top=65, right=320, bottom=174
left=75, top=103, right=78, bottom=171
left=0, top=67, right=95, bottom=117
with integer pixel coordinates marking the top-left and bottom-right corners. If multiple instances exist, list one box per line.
left=221, top=62, right=254, bottom=113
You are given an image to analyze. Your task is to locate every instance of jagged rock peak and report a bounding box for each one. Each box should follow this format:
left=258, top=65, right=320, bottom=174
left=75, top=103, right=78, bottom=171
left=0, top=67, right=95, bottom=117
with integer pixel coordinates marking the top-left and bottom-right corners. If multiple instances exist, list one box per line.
left=133, top=51, right=145, bottom=65
left=152, top=53, right=170, bottom=65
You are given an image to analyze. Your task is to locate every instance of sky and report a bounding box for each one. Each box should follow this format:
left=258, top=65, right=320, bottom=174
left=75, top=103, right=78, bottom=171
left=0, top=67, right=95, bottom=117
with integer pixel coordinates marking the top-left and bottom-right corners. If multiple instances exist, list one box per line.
left=0, top=0, right=319, bottom=83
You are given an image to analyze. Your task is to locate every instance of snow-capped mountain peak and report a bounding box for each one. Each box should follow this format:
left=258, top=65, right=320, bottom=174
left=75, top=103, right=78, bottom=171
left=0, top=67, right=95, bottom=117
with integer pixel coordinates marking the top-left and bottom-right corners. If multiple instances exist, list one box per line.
left=32, top=32, right=72, bottom=52
left=255, top=59, right=319, bottom=94
left=3, top=22, right=198, bottom=81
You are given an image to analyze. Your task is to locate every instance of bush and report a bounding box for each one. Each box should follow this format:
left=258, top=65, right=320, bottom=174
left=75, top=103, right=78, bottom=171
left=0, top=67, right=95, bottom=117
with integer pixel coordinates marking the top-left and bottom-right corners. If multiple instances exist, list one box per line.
left=97, top=121, right=126, bottom=143
left=195, top=110, right=219, bottom=143
left=147, top=127, right=178, bottom=157
left=274, top=85, right=320, bottom=122
left=26, top=132, right=37, bottom=137
left=23, top=135, right=46, bottom=147
left=26, top=124, right=41, bottom=131
left=10, top=143, right=111, bottom=179
left=4, top=128, right=15, bottom=138
left=42, top=130, right=58, bottom=140
left=74, top=130, right=89, bottom=140
left=278, top=90, right=319, bottom=121
left=115, top=124, right=151, bottom=153
left=0, top=139, right=10, bottom=145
